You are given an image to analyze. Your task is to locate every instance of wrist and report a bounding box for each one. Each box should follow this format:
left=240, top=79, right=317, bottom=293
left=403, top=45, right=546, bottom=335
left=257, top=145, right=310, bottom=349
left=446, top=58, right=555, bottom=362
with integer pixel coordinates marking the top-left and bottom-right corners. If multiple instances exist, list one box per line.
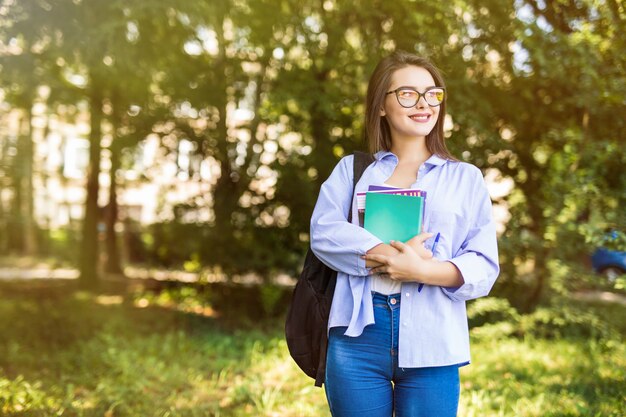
left=415, top=259, right=464, bottom=287
left=415, top=258, right=437, bottom=282
left=367, top=243, right=399, bottom=256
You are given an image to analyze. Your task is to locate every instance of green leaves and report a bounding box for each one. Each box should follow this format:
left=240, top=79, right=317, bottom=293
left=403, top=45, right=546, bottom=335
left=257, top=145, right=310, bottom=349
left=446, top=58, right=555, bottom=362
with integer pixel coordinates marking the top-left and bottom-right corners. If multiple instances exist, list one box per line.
left=1, top=0, right=623, bottom=296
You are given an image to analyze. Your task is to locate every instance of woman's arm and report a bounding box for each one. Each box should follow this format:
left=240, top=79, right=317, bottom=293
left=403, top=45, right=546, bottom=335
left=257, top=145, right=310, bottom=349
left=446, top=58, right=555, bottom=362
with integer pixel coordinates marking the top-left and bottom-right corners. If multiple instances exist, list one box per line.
left=364, top=238, right=463, bottom=287
left=362, top=168, right=499, bottom=299
left=310, top=155, right=383, bottom=276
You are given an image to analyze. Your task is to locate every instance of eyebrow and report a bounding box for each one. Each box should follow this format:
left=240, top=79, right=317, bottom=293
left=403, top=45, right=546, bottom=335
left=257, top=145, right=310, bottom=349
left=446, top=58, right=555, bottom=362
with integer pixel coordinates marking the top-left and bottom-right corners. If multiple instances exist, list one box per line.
left=394, top=85, right=439, bottom=90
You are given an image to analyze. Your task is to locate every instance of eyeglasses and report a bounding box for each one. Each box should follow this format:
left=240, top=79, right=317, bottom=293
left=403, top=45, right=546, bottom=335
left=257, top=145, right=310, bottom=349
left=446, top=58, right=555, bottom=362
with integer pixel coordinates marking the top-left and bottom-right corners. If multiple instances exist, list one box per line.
left=385, top=86, right=446, bottom=107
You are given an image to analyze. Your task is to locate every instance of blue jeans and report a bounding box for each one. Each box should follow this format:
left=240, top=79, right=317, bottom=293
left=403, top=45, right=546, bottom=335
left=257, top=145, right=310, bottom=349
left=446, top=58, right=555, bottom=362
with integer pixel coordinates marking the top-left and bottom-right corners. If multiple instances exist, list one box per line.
left=325, top=292, right=460, bottom=417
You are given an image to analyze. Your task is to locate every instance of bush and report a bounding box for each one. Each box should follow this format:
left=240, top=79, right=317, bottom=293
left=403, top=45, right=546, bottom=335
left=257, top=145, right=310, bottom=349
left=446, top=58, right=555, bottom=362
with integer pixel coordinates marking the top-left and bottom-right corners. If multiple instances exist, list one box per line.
left=517, top=304, right=619, bottom=341
left=0, top=375, right=60, bottom=415
left=468, top=297, right=621, bottom=343
left=468, top=297, right=520, bottom=328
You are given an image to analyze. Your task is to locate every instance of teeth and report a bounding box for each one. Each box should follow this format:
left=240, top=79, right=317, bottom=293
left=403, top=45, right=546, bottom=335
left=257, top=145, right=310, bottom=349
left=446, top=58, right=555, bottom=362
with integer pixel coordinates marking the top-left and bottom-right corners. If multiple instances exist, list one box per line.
left=410, top=115, right=429, bottom=121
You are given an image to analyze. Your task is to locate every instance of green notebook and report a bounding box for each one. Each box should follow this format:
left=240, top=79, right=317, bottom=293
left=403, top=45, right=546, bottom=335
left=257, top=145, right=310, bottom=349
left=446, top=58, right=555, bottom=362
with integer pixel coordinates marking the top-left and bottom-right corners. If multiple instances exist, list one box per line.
left=363, top=192, right=424, bottom=244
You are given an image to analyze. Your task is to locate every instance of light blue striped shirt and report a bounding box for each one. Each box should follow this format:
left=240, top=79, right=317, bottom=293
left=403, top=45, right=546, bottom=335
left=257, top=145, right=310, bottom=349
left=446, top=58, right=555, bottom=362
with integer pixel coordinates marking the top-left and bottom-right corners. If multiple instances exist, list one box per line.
left=310, top=151, right=500, bottom=368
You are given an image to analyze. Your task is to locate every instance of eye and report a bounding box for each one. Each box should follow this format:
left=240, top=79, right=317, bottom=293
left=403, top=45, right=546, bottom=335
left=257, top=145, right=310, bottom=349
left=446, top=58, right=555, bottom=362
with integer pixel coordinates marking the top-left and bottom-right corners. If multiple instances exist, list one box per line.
left=426, top=88, right=445, bottom=102
left=397, top=89, right=417, bottom=99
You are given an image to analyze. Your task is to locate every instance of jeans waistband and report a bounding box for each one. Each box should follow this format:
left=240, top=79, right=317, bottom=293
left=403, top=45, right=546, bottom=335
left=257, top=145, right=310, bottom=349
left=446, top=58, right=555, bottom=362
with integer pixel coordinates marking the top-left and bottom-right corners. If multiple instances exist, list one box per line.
left=372, top=291, right=401, bottom=308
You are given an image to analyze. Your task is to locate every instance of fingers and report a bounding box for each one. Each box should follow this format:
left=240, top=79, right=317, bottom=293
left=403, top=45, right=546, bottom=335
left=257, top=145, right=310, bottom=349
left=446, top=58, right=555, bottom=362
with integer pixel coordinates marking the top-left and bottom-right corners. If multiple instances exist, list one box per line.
left=405, top=232, right=435, bottom=260
left=407, top=232, right=434, bottom=245
left=389, top=240, right=407, bottom=252
left=362, top=254, right=389, bottom=270
left=362, top=253, right=388, bottom=264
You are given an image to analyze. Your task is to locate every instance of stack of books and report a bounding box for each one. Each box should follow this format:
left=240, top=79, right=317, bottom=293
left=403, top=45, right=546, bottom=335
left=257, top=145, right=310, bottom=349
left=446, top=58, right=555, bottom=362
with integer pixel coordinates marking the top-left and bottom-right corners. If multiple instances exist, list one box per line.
left=357, top=185, right=426, bottom=244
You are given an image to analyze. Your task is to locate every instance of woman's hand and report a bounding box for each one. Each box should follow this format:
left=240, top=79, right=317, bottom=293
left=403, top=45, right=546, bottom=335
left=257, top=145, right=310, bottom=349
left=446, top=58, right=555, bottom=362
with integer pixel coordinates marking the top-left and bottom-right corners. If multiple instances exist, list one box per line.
left=363, top=242, right=399, bottom=268
left=404, top=232, right=434, bottom=259
left=363, top=233, right=433, bottom=282
left=364, top=232, right=464, bottom=288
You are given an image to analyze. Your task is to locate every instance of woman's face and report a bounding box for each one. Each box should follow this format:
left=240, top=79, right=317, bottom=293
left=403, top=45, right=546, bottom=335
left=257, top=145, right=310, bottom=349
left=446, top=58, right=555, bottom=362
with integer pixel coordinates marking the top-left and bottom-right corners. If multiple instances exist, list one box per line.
left=381, top=65, right=441, bottom=142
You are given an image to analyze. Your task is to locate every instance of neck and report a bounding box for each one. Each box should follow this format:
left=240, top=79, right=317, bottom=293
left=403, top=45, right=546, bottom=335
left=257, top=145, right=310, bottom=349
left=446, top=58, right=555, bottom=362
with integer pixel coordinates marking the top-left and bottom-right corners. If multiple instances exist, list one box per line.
left=390, top=136, right=431, bottom=163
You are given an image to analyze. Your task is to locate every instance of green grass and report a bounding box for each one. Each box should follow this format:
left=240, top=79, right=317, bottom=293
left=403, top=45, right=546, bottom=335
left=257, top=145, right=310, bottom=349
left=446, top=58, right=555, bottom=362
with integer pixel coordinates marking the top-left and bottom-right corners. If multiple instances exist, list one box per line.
left=459, top=338, right=625, bottom=416
left=0, top=281, right=624, bottom=416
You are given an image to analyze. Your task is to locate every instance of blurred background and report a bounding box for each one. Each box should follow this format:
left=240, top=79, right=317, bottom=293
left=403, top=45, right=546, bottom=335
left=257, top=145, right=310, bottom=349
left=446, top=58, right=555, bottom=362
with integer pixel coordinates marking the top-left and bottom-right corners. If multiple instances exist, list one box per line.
left=0, top=0, right=624, bottom=416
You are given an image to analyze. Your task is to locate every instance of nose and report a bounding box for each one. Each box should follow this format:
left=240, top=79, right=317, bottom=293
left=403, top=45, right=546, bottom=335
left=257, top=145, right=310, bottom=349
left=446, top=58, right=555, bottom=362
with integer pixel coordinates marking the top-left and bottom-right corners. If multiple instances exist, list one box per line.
left=415, top=94, right=428, bottom=108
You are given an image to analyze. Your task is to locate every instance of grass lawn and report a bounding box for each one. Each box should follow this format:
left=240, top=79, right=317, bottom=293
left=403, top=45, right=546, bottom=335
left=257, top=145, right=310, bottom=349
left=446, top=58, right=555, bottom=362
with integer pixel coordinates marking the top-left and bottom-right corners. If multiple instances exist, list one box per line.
left=0, top=280, right=624, bottom=416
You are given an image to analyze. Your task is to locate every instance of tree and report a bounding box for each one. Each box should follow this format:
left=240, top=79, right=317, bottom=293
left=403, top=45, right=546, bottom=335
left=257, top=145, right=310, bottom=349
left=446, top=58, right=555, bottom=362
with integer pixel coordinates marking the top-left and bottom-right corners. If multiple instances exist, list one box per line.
left=1, top=0, right=623, bottom=303
left=0, top=33, right=42, bottom=255
left=1, top=0, right=180, bottom=287
left=443, top=0, right=626, bottom=309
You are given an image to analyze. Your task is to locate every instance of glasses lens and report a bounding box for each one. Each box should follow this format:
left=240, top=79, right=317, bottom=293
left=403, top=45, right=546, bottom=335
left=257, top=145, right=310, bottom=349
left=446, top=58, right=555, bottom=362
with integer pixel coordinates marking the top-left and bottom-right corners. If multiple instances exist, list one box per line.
left=394, top=88, right=445, bottom=107
left=425, top=88, right=445, bottom=106
left=396, top=89, right=419, bottom=107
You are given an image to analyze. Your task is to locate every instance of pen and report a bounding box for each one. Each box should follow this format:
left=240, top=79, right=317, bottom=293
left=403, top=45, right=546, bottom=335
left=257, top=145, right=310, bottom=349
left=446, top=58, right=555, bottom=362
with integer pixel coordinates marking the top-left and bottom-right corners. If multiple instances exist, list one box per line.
left=419, top=232, right=440, bottom=292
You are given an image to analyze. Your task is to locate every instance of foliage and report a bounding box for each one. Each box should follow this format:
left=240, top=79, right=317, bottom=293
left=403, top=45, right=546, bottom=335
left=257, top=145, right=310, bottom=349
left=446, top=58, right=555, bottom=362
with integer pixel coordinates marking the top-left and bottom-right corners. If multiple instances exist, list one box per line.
left=135, top=220, right=304, bottom=277
left=0, top=282, right=624, bottom=416
left=468, top=295, right=624, bottom=343
left=0, top=1, right=624, bottom=306
left=467, top=297, right=521, bottom=328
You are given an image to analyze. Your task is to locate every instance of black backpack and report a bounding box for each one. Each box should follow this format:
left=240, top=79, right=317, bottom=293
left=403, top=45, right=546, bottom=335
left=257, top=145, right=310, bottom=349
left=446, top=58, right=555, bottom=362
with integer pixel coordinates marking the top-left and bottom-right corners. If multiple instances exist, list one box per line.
left=285, top=151, right=374, bottom=387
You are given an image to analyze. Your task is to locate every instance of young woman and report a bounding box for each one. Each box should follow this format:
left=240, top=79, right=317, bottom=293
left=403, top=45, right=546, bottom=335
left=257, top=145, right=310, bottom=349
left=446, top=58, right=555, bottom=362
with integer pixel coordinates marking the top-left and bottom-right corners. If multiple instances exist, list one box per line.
left=309, top=51, right=500, bottom=416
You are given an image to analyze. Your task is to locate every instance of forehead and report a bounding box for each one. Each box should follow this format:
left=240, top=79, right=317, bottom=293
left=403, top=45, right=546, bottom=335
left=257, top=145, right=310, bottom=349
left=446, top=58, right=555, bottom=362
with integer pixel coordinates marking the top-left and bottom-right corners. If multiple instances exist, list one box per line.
left=389, top=65, right=435, bottom=88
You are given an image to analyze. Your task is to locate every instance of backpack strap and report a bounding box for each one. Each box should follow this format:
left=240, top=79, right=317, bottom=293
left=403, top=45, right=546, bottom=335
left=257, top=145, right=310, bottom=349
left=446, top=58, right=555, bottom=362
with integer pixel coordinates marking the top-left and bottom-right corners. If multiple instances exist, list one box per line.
left=350, top=151, right=375, bottom=223
left=353, top=151, right=375, bottom=185
left=349, top=151, right=375, bottom=226
left=314, top=150, right=374, bottom=387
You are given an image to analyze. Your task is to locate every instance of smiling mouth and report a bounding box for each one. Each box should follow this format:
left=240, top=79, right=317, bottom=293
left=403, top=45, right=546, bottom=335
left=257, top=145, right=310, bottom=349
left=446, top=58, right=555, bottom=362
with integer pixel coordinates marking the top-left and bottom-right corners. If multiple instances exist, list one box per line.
left=409, top=114, right=430, bottom=122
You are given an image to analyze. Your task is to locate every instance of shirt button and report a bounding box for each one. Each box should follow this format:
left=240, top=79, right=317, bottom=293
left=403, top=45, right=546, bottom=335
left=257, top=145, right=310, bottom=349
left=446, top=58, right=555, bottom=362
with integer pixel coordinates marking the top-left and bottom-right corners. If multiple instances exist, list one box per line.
left=403, top=322, right=408, bottom=326
left=390, top=298, right=397, bottom=305
left=405, top=293, right=410, bottom=297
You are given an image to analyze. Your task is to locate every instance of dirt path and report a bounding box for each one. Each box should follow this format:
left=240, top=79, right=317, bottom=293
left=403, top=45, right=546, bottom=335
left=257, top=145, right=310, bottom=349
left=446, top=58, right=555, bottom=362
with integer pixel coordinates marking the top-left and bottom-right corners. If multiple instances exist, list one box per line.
left=572, top=290, right=626, bottom=306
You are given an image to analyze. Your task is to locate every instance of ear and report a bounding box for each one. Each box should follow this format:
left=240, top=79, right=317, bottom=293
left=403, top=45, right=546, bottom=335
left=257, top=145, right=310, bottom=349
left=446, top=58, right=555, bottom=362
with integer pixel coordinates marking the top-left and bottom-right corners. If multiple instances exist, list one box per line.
left=380, top=107, right=386, bottom=117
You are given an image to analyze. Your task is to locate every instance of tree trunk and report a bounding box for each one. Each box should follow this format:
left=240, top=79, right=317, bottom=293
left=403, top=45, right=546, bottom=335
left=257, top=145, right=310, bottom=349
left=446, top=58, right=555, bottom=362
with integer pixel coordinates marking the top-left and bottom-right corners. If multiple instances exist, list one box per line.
left=104, top=143, right=123, bottom=274
left=210, top=12, right=239, bottom=241
left=0, top=202, right=5, bottom=252
left=9, top=140, right=24, bottom=253
left=0, top=175, right=6, bottom=253
left=22, top=107, right=38, bottom=255
left=526, top=247, right=549, bottom=311
left=522, top=172, right=550, bottom=312
left=78, top=86, right=103, bottom=289
left=307, top=65, right=338, bottom=195
left=8, top=107, right=38, bottom=255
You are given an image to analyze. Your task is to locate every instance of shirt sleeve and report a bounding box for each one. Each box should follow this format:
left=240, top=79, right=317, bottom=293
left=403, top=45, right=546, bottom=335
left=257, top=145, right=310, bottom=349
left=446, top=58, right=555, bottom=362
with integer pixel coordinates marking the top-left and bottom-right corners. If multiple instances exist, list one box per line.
left=441, top=169, right=500, bottom=301
left=310, top=155, right=383, bottom=276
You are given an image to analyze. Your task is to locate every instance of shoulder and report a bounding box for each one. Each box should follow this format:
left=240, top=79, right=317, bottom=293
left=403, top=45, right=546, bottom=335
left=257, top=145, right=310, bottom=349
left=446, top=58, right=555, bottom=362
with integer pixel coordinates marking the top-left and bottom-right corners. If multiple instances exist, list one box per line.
left=336, top=154, right=354, bottom=176
left=440, top=161, right=489, bottom=201
left=443, top=160, right=484, bottom=180
left=323, top=155, right=354, bottom=185
left=340, top=154, right=355, bottom=167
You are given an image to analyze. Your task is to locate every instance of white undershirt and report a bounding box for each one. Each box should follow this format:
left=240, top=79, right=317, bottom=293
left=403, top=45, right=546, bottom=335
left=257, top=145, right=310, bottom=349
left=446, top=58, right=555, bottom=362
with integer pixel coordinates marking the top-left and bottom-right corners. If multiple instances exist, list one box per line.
left=370, top=272, right=402, bottom=295
left=369, top=183, right=403, bottom=295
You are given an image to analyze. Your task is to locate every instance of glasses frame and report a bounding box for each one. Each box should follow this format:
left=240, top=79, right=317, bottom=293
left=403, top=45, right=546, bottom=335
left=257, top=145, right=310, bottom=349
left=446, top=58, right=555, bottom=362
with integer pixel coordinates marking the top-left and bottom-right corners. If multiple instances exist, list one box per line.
left=385, top=86, right=446, bottom=108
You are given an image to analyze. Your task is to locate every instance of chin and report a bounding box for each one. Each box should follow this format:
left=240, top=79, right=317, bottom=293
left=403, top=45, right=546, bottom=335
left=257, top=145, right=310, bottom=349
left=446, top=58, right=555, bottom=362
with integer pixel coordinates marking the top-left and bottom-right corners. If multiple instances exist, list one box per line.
left=413, top=126, right=436, bottom=137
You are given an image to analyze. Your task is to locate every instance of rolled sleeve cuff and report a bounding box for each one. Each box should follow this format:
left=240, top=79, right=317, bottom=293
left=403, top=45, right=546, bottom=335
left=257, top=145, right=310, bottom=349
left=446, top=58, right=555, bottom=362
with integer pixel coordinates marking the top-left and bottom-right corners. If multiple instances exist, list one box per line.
left=356, top=235, right=384, bottom=276
left=442, top=254, right=489, bottom=301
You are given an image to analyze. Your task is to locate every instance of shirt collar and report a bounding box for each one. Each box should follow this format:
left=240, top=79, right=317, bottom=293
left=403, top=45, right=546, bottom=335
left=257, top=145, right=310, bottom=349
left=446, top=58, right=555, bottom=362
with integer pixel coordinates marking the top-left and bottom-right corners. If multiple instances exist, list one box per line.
left=374, top=150, right=449, bottom=167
